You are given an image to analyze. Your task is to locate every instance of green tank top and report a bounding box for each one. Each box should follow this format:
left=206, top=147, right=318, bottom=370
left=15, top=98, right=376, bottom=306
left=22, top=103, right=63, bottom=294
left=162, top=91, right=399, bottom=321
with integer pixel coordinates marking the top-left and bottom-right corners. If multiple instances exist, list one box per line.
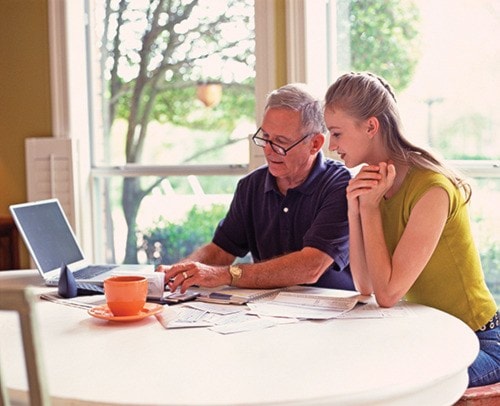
left=380, top=168, right=496, bottom=330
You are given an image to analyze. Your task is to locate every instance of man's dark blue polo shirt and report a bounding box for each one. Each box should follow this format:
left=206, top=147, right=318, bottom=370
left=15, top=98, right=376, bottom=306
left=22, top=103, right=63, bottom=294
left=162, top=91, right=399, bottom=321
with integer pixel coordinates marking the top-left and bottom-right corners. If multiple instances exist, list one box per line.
left=212, top=151, right=354, bottom=290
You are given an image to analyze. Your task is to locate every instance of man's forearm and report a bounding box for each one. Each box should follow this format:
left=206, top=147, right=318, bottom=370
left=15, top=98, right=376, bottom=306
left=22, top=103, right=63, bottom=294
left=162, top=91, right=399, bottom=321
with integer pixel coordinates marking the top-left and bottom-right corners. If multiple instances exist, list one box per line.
left=231, top=247, right=333, bottom=289
left=182, top=242, right=235, bottom=266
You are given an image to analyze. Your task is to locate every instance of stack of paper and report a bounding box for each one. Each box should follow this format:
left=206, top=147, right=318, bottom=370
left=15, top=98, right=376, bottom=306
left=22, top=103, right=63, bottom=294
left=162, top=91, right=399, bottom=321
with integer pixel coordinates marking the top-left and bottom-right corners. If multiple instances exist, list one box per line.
left=188, top=286, right=282, bottom=305
left=247, top=291, right=363, bottom=319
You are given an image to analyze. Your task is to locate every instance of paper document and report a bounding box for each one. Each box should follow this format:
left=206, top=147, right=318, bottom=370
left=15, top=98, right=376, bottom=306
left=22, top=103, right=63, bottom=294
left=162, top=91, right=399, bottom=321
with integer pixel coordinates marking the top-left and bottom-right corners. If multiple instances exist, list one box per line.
left=247, top=291, right=364, bottom=320
left=155, top=302, right=285, bottom=333
left=156, top=306, right=213, bottom=329
left=40, top=292, right=107, bottom=309
left=112, top=270, right=165, bottom=299
left=189, top=286, right=282, bottom=304
left=273, top=291, right=361, bottom=310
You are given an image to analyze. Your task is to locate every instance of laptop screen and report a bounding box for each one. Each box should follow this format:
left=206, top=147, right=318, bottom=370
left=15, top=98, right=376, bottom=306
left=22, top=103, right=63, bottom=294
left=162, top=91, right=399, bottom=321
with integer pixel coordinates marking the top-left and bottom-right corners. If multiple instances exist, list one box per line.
left=10, top=199, right=85, bottom=274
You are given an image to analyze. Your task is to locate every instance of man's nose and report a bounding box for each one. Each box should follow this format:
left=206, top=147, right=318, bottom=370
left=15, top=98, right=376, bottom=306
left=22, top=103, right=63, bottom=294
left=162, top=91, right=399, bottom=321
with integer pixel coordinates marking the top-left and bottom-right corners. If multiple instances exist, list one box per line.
left=264, top=141, right=276, bottom=155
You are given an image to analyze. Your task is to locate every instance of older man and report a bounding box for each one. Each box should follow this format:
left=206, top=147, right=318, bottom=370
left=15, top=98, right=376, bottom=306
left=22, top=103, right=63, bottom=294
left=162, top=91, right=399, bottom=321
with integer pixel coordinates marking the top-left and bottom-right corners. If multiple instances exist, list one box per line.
left=157, top=83, right=353, bottom=292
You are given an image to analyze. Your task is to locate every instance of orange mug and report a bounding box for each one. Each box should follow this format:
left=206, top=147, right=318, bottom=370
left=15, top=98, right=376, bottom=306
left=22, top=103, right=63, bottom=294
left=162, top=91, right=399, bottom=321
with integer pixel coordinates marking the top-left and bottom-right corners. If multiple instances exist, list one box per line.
left=103, top=275, right=148, bottom=316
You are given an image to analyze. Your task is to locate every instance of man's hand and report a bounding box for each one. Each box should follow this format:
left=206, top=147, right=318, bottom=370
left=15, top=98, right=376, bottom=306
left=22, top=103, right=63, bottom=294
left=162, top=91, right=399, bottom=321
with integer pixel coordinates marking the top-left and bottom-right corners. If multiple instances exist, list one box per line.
left=156, top=262, right=231, bottom=293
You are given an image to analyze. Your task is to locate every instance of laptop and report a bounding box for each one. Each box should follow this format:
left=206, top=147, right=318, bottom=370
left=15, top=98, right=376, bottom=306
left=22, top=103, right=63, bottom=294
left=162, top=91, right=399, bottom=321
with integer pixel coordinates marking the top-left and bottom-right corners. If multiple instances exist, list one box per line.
left=9, top=198, right=153, bottom=287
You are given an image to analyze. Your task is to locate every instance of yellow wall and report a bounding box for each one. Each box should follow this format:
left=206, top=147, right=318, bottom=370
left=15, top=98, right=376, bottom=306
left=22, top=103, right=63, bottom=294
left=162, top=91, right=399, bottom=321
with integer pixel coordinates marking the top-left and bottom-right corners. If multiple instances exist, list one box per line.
left=0, top=0, right=289, bottom=212
left=0, top=0, right=286, bottom=268
left=0, top=0, right=51, bottom=267
left=0, top=0, right=288, bottom=214
left=0, top=0, right=52, bottom=217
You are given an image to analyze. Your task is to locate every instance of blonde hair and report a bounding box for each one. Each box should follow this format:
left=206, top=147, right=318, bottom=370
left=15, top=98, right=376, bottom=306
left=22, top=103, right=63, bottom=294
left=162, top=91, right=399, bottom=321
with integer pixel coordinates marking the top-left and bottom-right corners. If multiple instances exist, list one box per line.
left=325, top=72, right=471, bottom=201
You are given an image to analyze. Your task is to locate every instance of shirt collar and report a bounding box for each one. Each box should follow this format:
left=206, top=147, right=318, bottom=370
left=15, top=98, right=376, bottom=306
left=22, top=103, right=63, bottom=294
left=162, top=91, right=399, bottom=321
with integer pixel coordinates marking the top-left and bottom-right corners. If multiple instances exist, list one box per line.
left=264, top=151, right=326, bottom=195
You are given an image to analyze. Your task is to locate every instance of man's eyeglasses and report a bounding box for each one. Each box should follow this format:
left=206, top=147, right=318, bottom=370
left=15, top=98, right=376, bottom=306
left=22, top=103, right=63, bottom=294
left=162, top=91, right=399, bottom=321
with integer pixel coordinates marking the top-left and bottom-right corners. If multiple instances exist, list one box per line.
left=251, top=127, right=311, bottom=156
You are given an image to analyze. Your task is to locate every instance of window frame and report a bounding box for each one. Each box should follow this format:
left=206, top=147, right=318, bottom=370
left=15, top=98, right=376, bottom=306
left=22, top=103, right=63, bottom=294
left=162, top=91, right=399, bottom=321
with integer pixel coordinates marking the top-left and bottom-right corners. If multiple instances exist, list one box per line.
left=296, top=0, right=500, bottom=177
left=49, top=0, right=278, bottom=259
left=49, top=0, right=500, bottom=261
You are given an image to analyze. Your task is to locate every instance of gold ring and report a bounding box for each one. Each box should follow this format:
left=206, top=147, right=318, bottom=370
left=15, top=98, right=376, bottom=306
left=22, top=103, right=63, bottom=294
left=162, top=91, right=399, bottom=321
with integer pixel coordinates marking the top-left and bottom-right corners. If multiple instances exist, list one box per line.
left=182, top=271, right=188, bottom=280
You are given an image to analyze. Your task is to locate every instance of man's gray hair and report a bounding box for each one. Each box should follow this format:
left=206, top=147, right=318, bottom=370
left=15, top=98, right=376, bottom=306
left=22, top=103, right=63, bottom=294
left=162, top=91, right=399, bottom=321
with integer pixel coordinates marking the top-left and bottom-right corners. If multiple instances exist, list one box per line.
left=265, top=83, right=326, bottom=135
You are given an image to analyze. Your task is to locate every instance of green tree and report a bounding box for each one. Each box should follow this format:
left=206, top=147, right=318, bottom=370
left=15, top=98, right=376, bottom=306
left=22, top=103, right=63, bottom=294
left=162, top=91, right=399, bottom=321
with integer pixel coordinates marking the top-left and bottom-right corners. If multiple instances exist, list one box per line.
left=142, top=204, right=228, bottom=264
left=98, top=0, right=255, bottom=263
left=348, top=0, right=420, bottom=91
left=99, top=0, right=421, bottom=264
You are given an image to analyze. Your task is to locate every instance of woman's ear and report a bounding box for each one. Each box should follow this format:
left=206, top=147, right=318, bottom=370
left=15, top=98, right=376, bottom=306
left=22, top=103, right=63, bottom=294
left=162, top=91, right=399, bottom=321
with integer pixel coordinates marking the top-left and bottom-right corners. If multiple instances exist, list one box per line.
left=366, top=116, right=379, bottom=139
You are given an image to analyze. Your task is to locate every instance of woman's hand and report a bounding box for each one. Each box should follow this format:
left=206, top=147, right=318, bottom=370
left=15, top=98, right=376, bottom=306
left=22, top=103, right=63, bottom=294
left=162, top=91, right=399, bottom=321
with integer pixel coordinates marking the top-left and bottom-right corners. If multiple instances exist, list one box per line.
left=346, top=164, right=381, bottom=213
left=347, top=163, right=396, bottom=210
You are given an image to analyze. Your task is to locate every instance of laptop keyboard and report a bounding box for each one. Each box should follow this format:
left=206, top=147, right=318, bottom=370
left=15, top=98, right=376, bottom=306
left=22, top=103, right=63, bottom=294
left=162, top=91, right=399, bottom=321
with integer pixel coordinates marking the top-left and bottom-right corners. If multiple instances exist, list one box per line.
left=75, top=282, right=105, bottom=293
left=73, top=265, right=116, bottom=280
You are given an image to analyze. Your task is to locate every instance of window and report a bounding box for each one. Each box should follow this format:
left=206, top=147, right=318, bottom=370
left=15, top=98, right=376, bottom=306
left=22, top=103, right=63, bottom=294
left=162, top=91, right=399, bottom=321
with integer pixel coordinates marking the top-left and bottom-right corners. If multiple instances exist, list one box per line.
left=84, top=0, right=258, bottom=265
left=323, top=0, right=500, bottom=302
left=53, top=1, right=499, bottom=302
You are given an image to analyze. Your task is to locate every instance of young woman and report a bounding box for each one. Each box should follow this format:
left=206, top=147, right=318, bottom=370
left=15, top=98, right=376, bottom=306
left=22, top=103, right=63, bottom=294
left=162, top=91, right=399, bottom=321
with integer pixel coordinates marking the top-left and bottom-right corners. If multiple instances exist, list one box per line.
left=324, top=72, right=499, bottom=387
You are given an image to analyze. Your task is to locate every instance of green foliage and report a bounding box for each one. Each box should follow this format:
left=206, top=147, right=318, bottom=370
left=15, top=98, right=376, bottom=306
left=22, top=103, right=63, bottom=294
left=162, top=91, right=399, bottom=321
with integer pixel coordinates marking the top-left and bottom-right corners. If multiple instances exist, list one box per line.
left=438, top=113, right=494, bottom=160
left=204, top=81, right=255, bottom=132
left=105, top=0, right=424, bottom=263
left=100, top=0, right=255, bottom=263
left=141, top=204, right=228, bottom=265
left=106, top=0, right=255, bottom=139
left=197, top=176, right=239, bottom=194
left=115, top=77, right=255, bottom=134
left=480, top=243, right=500, bottom=304
left=349, top=0, right=421, bottom=91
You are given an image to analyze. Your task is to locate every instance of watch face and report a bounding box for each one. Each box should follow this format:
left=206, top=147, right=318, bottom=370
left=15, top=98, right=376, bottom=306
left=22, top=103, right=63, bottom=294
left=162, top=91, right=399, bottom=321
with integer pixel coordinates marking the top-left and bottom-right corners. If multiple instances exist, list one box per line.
left=231, top=266, right=242, bottom=278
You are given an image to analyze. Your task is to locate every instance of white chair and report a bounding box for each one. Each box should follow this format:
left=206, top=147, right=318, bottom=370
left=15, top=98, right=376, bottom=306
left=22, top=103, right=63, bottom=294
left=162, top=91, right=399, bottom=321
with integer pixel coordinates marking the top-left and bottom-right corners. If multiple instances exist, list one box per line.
left=0, top=286, right=50, bottom=406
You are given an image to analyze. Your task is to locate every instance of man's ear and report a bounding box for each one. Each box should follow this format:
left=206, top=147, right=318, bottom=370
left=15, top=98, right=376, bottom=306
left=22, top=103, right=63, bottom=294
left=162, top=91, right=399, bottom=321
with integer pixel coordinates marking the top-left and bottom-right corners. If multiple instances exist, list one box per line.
left=310, top=133, right=325, bottom=153
left=366, top=116, right=379, bottom=139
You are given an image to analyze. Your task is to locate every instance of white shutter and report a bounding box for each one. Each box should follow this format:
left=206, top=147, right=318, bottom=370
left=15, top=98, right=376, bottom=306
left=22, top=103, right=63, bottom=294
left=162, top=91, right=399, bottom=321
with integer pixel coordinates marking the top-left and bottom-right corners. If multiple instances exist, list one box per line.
left=25, top=138, right=77, bottom=229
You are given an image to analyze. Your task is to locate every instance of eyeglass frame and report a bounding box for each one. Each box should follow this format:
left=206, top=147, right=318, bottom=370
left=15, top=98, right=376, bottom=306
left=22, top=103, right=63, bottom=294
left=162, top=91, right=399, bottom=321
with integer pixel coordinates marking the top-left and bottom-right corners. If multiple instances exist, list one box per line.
left=251, top=127, right=313, bottom=156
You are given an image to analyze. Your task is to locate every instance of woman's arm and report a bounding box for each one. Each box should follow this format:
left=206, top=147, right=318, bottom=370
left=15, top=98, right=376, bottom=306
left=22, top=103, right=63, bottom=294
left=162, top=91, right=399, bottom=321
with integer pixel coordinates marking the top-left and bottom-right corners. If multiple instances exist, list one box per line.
left=346, top=176, right=374, bottom=295
left=358, top=166, right=449, bottom=307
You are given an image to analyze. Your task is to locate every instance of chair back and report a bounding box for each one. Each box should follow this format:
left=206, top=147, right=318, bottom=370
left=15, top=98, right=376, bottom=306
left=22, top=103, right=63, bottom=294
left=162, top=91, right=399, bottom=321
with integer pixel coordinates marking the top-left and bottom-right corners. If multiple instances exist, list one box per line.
left=0, top=216, right=20, bottom=270
left=0, top=286, right=50, bottom=405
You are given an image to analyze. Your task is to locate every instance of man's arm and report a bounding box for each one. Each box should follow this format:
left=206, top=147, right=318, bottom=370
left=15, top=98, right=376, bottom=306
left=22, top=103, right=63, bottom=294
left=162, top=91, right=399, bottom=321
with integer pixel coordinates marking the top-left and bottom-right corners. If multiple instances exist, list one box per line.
left=230, top=247, right=333, bottom=288
left=181, top=242, right=236, bottom=265
left=155, top=242, right=235, bottom=288
left=158, top=246, right=333, bottom=293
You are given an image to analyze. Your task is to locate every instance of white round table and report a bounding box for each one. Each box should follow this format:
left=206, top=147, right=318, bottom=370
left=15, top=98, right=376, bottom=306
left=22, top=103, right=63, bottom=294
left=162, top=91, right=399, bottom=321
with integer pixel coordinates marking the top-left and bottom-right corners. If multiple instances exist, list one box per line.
left=0, top=270, right=479, bottom=405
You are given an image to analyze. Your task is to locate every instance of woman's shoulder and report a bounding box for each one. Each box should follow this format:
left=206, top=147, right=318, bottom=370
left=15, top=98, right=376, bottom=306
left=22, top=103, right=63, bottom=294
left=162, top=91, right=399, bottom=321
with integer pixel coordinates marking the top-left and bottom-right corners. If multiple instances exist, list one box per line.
left=407, top=168, right=455, bottom=191
left=406, top=168, right=464, bottom=211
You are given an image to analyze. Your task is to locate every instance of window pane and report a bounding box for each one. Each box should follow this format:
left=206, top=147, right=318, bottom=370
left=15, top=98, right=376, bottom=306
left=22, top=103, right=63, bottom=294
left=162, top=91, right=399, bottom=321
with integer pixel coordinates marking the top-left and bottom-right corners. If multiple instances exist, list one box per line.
left=469, top=177, right=500, bottom=304
left=86, top=0, right=256, bottom=264
left=399, top=0, right=500, bottom=160
left=332, top=0, right=500, bottom=160
left=330, top=0, right=500, bottom=303
left=87, top=0, right=256, bottom=166
left=92, top=174, right=239, bottom=264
